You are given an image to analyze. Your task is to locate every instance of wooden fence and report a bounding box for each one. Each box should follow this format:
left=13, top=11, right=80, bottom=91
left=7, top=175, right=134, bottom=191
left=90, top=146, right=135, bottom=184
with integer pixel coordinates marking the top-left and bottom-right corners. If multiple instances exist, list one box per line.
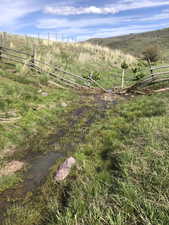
left=1, top=41, right=169, bottom=94
left=126, top=62, right=169, bottom=92
left=0, top=45, right=107, bottom=92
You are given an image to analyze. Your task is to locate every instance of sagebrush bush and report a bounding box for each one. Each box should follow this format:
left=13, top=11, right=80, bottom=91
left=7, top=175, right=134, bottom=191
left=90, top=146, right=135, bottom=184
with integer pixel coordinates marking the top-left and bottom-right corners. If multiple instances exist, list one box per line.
left=142, top=46, right=160, bottom=62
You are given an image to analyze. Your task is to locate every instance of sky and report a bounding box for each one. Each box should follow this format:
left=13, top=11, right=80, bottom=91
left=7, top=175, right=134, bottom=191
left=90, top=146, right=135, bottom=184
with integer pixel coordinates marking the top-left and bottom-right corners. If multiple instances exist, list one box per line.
left=1, top=0, right=169, bottom=41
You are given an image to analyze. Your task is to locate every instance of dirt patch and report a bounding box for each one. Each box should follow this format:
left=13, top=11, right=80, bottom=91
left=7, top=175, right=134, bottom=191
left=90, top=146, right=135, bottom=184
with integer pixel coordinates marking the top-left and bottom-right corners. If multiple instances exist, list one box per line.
left=0, top=161, right=25, bottom=176
left=101, top=93, right=122, bottom=102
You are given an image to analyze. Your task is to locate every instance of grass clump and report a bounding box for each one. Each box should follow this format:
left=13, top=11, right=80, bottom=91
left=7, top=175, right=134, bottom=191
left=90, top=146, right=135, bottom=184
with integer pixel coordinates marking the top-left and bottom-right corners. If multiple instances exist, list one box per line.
left=4, top=205, right=41, bottom=225
left=0, top=174, right=22, bottom=193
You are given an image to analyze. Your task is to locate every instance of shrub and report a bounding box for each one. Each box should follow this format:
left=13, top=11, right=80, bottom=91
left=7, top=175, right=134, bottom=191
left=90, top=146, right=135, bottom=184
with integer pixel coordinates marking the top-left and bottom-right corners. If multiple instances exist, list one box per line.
left=121, top=61, right=128, bottom=70
left=142, top=46, right=160, bottom=63
left=131, top=65, right=146, bottom=81
left=83, top=71, right=101, bottom=81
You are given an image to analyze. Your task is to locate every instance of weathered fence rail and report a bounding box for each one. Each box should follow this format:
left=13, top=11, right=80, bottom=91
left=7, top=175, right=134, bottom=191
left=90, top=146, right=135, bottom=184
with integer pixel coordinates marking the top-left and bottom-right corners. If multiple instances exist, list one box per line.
left=0, top=46, right=107, bottom=92
left=151, top=65, right=169, bottom=70
left=1, top=43, right=169, bottom=94
left=126, top=62, right=169, bottom=93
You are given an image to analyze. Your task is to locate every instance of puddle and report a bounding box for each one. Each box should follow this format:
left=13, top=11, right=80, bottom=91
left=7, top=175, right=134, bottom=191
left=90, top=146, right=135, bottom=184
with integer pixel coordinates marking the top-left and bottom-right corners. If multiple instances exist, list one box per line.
left=0, top=152, right=62, bottom=219
left=24, top=152, right=62, bottom=192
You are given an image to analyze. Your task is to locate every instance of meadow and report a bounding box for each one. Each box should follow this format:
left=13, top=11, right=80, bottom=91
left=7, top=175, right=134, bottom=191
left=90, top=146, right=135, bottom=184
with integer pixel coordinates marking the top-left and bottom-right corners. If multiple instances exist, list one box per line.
left=0, top=33, right=169, bottom=225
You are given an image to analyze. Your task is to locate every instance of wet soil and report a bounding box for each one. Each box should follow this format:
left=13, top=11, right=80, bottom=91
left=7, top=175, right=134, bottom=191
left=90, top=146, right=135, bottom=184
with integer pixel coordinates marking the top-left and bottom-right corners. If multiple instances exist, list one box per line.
left=0, top=93, right=117, bottom=220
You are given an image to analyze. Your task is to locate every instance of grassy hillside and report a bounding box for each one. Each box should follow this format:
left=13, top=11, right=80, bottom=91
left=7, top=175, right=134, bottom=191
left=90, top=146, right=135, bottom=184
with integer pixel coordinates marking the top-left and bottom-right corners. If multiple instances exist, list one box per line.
left=0, top=33, right=137, bottom=192
left=1, top=33, right=138, bottom=89
left=88, top=27, right=169, bottom=60
left=0, top=34, right=169, bottom=225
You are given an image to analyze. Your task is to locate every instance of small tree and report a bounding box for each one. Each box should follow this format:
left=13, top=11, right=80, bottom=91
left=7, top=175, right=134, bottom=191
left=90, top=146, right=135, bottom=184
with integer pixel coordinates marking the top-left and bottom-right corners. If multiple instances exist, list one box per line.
left=131, top=66, right=146, bottom=81
left=142, top=46, right=160, bottom=63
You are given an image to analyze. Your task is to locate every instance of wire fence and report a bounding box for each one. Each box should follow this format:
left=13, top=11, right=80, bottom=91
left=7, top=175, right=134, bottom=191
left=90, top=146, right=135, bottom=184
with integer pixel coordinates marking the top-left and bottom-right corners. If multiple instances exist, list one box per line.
left=0, top=31, right=78, bottom=47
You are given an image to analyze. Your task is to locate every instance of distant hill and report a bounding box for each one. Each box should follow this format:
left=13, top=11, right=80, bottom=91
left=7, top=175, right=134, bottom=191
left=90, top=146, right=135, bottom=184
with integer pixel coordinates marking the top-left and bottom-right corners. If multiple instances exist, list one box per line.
left=88, top=27, right=169, bottom=59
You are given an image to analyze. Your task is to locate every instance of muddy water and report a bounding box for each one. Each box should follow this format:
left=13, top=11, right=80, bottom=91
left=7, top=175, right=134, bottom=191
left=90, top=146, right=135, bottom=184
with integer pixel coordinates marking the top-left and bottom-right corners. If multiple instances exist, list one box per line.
left=24, top=152, right=62, bottom=192
left=0, top=152, right=62, bottom=219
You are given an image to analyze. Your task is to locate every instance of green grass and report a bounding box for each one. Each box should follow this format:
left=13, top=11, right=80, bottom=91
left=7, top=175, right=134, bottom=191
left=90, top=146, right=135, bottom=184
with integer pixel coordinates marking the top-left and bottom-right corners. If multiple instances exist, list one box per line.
left=3, top=92, right=169, bottom=225
left=0, top=174, right=22, bottom=192
left=1, top=33, right=169, bottom=225
left=0, top=72, right=79, bottom=152
left=41, top=93, right=169, bottom=225
left=0, top=61, right=83, bottom=168
left=0, top=62, right=82, bottom=193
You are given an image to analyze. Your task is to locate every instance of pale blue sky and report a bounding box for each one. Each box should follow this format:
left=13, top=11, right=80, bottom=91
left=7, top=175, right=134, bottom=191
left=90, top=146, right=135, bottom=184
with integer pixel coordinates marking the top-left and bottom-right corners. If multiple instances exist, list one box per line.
left=1, top=0, right=169, bottom=40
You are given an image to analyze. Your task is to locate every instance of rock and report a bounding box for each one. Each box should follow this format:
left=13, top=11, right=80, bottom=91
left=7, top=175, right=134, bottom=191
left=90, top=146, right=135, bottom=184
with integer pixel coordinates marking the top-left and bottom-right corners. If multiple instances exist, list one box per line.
left=55, top=157, right=76, bottom=181
left=41, top=92, right=48, bottom=97
left=61, top=102, right=67, bottom=107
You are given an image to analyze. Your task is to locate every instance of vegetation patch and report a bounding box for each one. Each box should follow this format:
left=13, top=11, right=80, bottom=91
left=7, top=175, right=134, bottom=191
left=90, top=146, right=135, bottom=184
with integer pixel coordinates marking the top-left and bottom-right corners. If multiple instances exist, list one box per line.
left=0, top=174, right=22, bottom=193
left=38, top=92, right=169, bottom=225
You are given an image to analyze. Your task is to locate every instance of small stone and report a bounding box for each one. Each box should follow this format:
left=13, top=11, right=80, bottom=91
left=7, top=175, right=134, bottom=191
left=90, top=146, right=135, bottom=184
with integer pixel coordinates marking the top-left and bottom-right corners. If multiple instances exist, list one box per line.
left=41, top=92, right=48, bottom=97
left=61, top=102, right=67, bottom=107
left=55, top=157, right=76, bottom=181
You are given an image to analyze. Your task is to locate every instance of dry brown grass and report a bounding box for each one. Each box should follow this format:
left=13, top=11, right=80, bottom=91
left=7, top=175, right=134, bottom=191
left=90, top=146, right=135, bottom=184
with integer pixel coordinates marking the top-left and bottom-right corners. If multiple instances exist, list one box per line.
left=6, top=34, right=137, bottom=70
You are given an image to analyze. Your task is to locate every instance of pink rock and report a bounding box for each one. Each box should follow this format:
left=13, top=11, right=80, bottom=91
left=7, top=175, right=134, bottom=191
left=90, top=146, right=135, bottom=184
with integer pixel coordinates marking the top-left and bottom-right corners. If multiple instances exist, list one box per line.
left=55, top=157, right=76, bottom=181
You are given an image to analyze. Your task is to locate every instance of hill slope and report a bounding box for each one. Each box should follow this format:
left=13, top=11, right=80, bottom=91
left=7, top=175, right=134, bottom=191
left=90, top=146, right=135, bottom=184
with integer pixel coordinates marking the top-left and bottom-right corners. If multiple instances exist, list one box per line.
left=1, top=33, right=169, bottom=225
left=88, top=27, right=169, bottom=59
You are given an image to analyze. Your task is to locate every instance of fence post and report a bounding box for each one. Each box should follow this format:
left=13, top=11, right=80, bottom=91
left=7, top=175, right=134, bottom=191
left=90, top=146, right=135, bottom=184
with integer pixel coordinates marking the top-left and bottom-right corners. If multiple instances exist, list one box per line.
left=30, top=46, right=35, bottom=70
left=0, top=46, right=2, bottom=61
left=3, top=32, right=7, bottom=47
left=148, top=58, right=153, bottom=80
left=121, top=69, right=125, bottom=89
left=25, top=35, right=28, bottom=48
left=48, top=32, right=50, bottom=46
left=0, top=33, right=2, bottom=61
